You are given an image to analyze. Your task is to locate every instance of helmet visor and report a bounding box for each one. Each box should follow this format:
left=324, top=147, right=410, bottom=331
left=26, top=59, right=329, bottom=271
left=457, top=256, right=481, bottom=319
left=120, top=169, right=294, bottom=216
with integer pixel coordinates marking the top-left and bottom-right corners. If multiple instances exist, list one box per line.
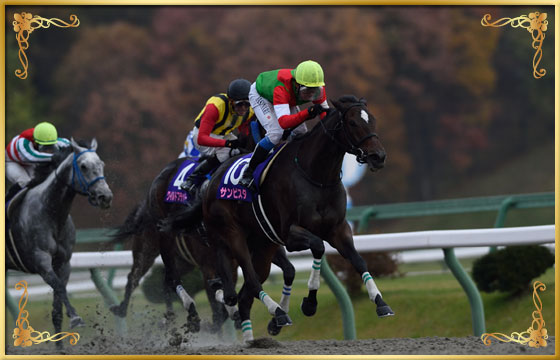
left=298, top=86, right=322, bottom=102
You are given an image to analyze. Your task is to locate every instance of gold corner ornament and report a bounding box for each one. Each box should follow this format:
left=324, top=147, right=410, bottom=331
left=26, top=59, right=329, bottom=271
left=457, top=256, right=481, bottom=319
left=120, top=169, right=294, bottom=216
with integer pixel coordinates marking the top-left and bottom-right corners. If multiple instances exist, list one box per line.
left=12, top=12, right=80, bottom=79
left=12, top=280, right=80, bottom=347
left=481, top=12, right=548, bottom=79
left=481, top=281, right=548, bottom=348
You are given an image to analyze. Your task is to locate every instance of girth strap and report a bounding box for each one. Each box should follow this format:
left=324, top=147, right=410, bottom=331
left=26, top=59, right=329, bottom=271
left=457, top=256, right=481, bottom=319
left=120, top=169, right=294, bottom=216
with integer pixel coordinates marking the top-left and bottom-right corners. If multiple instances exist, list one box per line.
left=251, top=194, right=284, bottom=246
left=7, top=228, right=31, bottom=273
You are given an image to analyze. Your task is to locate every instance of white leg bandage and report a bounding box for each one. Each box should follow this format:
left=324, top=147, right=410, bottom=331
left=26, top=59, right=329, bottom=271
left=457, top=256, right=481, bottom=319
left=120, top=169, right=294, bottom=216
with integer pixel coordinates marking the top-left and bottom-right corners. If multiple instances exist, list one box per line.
left=176, top=285, right=195, bottom=309
left=279, top=284, right=292, bottom=312
left=362, top=272, right=382, bottom=302
left=259, top=290, right=280, bottom=315
left=241, top=320, right=254, bottom=342
left=307, top=258, right=322, bottom=290
left=215, top=289, right=238, bottom=318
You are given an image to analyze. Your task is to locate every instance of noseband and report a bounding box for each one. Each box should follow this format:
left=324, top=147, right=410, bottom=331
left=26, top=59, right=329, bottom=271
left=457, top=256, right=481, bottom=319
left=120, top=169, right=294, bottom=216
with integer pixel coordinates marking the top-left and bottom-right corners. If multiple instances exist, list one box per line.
left=320, top=103, right=379, bottom=164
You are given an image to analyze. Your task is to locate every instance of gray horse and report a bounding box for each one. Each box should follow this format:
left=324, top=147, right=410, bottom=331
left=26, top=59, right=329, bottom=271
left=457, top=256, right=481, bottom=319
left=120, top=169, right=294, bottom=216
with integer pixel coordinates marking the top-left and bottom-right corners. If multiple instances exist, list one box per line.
left=6, top=138, right=112, bottom=343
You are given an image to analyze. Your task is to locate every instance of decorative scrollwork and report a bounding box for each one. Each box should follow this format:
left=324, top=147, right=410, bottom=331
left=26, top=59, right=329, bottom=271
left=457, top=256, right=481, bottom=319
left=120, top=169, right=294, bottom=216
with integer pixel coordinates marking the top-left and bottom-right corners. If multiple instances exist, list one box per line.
left=481, top=281, right=548, bottom=348
left=481, top=12, right=548, bottom=79
left=12, top=12, right=80, bottom=79
left=12, top=281, right=80, bottom=347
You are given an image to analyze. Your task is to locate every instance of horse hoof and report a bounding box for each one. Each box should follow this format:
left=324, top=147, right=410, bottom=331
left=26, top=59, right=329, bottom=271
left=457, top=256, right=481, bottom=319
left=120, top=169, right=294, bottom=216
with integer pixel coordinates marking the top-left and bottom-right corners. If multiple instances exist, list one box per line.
left=187, top=304, right=201, bottom=333
left=232, top=311, right=242, bottom=329
left=274, top=307, right=292, bottom=327
left=300, top=296, right=317, bottom=317
left=70, top=316, right=85, bottom=328
left=376, top=305, right=395, bottom=317
left=374, top=295, right=395, bottom=317
left=109, top=304, right=126, bottom=318
left=267, top=318, right=282, bottom=336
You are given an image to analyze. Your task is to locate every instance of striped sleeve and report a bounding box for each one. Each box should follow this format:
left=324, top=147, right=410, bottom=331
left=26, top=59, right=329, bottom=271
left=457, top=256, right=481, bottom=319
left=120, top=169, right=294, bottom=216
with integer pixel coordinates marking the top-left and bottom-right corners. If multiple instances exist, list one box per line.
left=16, top=138, right=53, bottom=163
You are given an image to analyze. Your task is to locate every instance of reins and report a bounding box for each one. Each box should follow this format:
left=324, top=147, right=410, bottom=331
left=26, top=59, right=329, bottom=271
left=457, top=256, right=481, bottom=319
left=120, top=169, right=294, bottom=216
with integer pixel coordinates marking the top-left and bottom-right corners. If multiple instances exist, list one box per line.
left=321, top=103, right=379, bottom=164
left=291, top=101, right=379, bottom=188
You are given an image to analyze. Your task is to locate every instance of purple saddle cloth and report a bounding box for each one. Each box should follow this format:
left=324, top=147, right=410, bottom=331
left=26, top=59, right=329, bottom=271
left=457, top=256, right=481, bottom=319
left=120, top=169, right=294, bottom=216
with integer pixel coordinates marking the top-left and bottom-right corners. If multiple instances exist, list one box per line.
left=164, top=157, right=200, bottom=205
left=217, top=144, right=286, bottom=203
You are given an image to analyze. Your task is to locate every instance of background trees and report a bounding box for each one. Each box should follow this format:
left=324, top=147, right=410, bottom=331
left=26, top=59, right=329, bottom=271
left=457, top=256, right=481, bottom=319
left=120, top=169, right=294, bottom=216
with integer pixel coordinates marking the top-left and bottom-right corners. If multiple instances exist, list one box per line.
left=5, top=5, right=554, bottom=227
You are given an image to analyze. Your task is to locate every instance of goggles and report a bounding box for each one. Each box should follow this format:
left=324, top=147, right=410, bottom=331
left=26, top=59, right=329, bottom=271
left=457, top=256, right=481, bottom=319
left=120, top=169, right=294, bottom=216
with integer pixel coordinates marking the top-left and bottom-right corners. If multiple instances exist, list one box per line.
left=233, top=100, right=250, bottom=108
left=298, top=86, right=322, bottom=101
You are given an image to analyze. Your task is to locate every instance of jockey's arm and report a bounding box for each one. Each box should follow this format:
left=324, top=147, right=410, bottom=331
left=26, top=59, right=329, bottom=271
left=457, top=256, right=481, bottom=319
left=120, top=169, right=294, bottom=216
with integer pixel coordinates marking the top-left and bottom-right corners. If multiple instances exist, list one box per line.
left=312, top=87, right=329, bottom=120
left=13, top=138, right=54, bottom=164
left=273, top=86, right=329, bottom=129
left=197, top=104, right=228, bottom=147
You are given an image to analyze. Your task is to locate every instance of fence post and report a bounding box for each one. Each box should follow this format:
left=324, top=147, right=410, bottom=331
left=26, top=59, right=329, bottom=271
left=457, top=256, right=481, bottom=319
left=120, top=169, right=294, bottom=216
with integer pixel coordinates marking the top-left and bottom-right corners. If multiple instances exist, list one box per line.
left=443, top=248, right=486, bottom=336
left=321, top=258, right=356, bottom=340
left=6, top=286, right=19, bottom=325
left=89, top=268, right=127, bottom=334
left=490, top=196, right=516, bottom=252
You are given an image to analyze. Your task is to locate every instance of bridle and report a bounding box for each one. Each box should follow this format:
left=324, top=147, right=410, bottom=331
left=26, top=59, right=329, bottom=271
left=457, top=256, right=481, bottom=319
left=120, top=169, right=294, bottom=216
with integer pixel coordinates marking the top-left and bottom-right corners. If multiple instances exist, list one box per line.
left=319, top=103, right=379, bottom=164
left=56, top=149, right=105, bottom=206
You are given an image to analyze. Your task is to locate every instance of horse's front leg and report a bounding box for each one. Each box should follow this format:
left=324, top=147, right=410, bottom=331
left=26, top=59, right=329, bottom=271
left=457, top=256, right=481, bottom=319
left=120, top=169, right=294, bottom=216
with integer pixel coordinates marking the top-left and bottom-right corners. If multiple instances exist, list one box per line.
left=36, top=252, right=84, bottom=329
left=286, top=224, right=325, bottom=317
left=271, top=247, right=295, bottom=313
left=328, top=222, right=394, bottom=318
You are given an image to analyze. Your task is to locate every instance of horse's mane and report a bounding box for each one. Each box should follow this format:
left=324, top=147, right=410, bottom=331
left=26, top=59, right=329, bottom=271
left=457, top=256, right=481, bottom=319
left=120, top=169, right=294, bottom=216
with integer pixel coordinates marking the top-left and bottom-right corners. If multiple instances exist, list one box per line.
left=26, top=139, right=92, bottom=188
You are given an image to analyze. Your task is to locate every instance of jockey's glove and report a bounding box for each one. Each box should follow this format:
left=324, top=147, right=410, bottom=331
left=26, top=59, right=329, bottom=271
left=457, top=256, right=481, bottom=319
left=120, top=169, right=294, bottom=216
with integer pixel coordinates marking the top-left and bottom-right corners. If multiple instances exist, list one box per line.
left=307, top=104, right=325, bottom=119
left=225, top=139, right=242, bottom=149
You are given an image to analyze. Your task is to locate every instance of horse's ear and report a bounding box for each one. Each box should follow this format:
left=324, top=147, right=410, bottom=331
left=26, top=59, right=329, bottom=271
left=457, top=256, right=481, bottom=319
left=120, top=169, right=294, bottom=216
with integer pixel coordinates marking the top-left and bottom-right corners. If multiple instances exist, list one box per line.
left=70, top=137, right=86, bottom=154
left=359, top=97, right=367, bottom=106
left=90, top=138, right=98, bottom=151
left=330, top=99, right=341, bottom=110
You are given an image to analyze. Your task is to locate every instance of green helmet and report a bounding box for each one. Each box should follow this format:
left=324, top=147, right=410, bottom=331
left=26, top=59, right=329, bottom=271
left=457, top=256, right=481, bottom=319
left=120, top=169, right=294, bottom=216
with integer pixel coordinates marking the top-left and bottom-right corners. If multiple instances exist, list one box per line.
left=294, top=60, right=325, bottom=87
left=33, top=122, right=58, bottom=145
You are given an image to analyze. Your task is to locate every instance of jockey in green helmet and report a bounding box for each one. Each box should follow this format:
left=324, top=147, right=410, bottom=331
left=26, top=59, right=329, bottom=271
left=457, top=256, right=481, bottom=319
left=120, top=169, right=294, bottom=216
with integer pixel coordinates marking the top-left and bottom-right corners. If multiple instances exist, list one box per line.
left=238, top=60, right=329, bottom=191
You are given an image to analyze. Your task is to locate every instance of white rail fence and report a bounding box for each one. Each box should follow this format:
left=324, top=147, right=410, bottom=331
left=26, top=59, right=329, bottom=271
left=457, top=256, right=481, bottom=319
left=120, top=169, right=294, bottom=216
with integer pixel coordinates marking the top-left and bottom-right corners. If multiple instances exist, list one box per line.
left=8, top=225, right=555, bottom=298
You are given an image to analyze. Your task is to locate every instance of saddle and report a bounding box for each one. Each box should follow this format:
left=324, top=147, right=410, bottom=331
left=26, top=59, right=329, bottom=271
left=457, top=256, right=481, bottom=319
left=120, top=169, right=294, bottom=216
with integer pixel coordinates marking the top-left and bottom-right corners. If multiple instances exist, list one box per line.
left=217, top=144, right=287, bottom=203
left=6, top=187, right=29, bottom=222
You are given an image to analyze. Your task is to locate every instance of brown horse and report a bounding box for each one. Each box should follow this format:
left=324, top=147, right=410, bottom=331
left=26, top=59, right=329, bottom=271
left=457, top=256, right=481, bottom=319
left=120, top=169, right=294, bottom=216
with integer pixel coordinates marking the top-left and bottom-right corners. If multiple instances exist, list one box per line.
left=188, top=95, right=393, bottom=341
left=111, top=154, right=296, bottom=334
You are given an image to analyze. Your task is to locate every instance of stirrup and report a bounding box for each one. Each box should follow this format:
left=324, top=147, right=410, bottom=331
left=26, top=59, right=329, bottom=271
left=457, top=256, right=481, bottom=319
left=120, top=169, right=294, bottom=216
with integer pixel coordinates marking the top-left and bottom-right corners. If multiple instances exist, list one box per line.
left=180, top=180, right=196, bottom=193
left=239, top=176, right=256, bottom=192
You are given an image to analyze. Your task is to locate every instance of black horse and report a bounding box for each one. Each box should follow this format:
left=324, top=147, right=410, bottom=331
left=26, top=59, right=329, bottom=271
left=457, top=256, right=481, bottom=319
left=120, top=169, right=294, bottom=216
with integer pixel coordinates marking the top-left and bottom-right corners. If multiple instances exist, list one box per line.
left=165, top=95, right=393, bottom=342
left=110, top=156, right=296, bottom=333
left=6, top=139, right=113, bottom=347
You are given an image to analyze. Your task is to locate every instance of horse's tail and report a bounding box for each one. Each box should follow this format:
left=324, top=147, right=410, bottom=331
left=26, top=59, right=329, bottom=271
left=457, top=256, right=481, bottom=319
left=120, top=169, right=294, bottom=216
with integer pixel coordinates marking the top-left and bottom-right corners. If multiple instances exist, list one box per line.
left=109, top=201, right=148, bottom=244
left=157, top=193, right=203, bottom=234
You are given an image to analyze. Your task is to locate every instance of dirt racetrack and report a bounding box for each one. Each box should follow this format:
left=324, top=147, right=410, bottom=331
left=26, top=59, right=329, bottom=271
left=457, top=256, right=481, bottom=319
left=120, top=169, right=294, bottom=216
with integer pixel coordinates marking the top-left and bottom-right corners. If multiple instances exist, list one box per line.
left=7, top=332, right=555, bottom=356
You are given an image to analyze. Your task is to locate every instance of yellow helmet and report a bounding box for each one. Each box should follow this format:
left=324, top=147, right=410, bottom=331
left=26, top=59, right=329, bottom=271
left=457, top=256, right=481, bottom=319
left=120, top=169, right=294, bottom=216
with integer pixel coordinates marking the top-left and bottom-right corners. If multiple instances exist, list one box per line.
left=294, top=60, right=325, bottom=87
left=33, top=122, right=58, bottom=145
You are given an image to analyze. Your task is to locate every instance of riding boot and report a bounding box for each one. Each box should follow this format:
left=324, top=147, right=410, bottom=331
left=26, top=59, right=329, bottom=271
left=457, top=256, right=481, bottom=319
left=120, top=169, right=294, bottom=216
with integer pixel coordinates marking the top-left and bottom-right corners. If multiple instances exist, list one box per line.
left=180, top=155, right=221, bottom=194
left=6, top=183, right=22, bottom=202
left=238, top=145, right=271, bottom=191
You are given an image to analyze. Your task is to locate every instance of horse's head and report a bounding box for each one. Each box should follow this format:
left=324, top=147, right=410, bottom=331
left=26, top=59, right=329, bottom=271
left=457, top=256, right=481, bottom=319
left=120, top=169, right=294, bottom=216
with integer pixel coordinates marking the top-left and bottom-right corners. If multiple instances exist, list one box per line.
left=330, top=95, right=386, bottom=171
left=70, top=138, right=113, bottom=209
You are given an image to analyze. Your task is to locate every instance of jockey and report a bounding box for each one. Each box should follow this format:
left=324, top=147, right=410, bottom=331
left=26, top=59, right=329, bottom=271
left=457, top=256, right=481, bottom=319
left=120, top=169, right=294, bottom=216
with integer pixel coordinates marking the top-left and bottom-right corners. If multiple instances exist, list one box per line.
left=238, top=60, right=329, bottom=190
left=180, top=79, right=255, bottom=193
left=5, top=122, right=70, bottom=200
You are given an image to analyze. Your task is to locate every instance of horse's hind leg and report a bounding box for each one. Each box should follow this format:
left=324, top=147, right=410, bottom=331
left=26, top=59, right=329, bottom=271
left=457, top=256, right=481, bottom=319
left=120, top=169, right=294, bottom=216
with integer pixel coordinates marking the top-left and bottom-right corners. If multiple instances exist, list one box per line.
left=267, top=247, right=296, bottom=336
left=272, top=247, right=295, bottom=312
left=286, top=225, right=325, bottom=317
left=110, top=234, right=159, bottom=318
left=328, top=222, right=394, bottom=318
left=159, top=235, right=200, bottom=332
